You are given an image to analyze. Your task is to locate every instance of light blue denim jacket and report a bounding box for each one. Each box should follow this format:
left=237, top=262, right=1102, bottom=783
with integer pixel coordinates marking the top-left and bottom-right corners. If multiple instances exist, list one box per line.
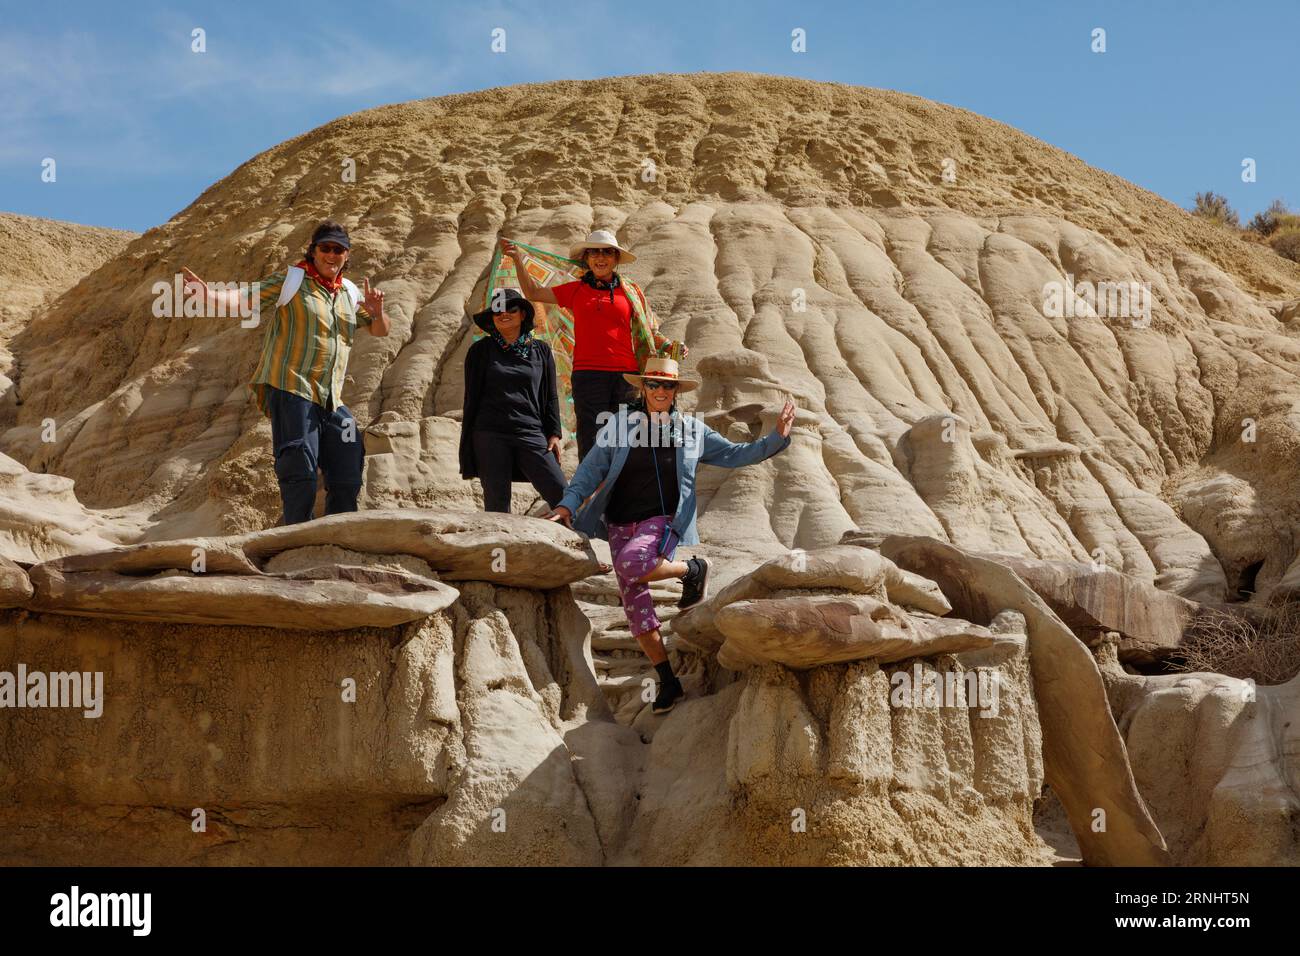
left=557, top=407, right=791, bottom=544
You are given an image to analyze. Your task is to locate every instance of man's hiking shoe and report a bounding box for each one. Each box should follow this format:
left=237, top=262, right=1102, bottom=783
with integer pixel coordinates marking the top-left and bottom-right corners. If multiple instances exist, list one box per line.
left=652, top=677, right=685, bottom=715
left=678, top=557, right=711, bottom=609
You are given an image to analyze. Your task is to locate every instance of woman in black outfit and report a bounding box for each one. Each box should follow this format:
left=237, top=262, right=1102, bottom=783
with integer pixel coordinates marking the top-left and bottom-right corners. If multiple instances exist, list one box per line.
left=459, top=288, right=567, bottom=513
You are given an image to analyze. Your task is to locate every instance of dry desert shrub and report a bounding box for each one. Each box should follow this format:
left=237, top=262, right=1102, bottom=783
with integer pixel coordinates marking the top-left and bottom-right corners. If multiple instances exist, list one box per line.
left=1191, top=191, right=1241, bottom=228
left=1190, top=193, right=1300, bottom=265
left=1270, top=229, right=1300, bottom=263
left=1175, top=604, right=1300, bottom=685
left=1247, top=198, right=1293, bottom=236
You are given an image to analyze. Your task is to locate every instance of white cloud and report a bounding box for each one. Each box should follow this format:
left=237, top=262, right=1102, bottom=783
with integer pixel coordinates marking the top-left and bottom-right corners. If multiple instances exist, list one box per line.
left=0, top=7, right=693, bottom=186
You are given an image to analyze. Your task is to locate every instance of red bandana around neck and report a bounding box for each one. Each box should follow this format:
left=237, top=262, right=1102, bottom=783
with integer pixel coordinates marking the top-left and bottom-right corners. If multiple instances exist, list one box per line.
left=297, top=258, right=344, bottom=293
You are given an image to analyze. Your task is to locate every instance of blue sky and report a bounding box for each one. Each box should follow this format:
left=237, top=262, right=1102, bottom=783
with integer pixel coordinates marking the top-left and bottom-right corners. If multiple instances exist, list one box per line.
left=2, top=0, right=1295, bottom=232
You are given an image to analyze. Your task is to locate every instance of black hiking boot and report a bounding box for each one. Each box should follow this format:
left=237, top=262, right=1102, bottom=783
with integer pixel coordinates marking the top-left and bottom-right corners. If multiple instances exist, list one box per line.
left=678, top=556, right=711, bottom=609
left=652, top=676, right=685, bottom=715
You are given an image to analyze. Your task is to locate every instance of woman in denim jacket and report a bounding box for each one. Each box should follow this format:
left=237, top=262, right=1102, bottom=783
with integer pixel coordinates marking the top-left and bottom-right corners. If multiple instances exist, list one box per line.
left=547, top=357, right=795, bottom=714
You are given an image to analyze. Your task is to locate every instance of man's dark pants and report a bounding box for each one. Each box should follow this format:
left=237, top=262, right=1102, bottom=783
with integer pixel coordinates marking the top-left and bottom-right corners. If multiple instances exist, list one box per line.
left=266, top=386, right=365, bottom=525
left=572, top=369, right=636, bottom=464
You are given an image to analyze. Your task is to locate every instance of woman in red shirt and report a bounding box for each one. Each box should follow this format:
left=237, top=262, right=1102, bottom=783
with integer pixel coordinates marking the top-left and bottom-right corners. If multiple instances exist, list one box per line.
left=500, top=230, right=684, bottom=464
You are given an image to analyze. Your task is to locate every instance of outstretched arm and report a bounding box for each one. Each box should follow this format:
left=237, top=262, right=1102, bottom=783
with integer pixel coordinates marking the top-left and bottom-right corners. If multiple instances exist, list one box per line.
left=549, top=417, right=617, bottom=523
left=182, top=267, right=248, bottom=314
left=500, top=238, right=558, bottom=305
left=697, top=400, right=796, bottom=468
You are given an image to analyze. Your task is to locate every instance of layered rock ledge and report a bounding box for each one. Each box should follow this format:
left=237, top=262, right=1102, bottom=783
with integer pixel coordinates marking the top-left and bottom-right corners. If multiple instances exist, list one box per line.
left=0, top=517, right=1095, bottom=866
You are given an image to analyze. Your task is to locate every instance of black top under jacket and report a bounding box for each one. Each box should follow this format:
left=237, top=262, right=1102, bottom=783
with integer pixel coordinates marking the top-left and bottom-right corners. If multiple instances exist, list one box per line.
left=605, top=413, right=680, bottom=525
left=459, top=336, right=562, bottom=480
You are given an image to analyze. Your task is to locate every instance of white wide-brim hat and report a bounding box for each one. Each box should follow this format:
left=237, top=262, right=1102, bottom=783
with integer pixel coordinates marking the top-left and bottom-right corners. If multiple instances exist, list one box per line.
left=569, top=229, right=636, bottom=264
left=623, top=356, right=699, bottom=393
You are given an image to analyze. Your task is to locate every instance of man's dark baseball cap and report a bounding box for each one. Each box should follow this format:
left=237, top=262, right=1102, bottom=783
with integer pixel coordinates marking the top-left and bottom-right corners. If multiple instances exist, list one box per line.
left=311, top=221, right=351, bottom=250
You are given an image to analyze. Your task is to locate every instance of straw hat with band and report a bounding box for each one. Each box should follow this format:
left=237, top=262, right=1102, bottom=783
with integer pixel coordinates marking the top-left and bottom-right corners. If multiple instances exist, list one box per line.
left=570, top=229, right=637, bottom=264
left=624, top=356, right=698, bottom=394
left=472, top=287, right=536, bottom=336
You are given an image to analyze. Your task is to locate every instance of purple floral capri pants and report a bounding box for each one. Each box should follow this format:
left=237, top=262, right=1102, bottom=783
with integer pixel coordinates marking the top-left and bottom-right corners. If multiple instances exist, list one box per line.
left=607, top=515, right=678, bottom=638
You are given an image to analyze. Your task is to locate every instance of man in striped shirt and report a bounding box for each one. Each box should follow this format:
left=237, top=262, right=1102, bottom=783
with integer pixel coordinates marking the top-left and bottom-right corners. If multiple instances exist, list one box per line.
left=184, top=221, right=390, bottom=525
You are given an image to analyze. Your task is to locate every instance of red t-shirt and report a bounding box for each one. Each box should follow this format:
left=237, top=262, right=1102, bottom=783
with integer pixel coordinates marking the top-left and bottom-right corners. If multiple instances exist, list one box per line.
left=553, top=279, right=643, bottom=372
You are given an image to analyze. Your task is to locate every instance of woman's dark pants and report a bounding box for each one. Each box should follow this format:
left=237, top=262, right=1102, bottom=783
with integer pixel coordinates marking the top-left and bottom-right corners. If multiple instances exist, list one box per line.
left=472, top=429, right=567, bottom=513
left=572, top=369, right=635, bottom=464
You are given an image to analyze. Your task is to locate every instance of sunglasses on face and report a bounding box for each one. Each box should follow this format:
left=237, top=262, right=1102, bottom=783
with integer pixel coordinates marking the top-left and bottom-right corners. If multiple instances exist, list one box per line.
left=645, top=380, right=678, bottom=391
left=588, top=248, right=616, bottom=257
left=317, top=243, right=347, bottom=255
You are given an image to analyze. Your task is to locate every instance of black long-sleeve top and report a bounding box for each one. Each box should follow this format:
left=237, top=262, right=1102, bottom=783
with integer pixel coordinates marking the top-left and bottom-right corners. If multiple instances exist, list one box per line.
left=459, top=336, right=562, bottom=479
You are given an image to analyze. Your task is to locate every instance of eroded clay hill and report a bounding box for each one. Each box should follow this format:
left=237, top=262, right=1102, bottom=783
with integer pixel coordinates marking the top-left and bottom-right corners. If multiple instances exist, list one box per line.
left=0, top=212, right=134, bottom=423
left=0, top=212, right=135, bottom=341
left=4, top=72, right=1300, bottom=598
left=0, top=214, right=137, bottom=562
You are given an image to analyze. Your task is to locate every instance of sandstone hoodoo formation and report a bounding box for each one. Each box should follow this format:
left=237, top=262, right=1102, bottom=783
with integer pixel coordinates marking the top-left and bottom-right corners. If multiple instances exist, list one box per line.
left=3, top=73, right=1300, bottom=865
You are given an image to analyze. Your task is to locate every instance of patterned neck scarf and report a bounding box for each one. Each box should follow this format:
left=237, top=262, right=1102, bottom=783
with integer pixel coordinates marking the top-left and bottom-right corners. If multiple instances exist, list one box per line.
left=582, top=269, right=621, bottom=301
left=490, top=327, right=533, bottom=359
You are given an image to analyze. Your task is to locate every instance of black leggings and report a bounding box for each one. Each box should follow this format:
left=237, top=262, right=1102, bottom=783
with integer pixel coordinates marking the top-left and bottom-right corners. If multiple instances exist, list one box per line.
left=472, top=429, right=566, bottom=513
left=572, top=369, right=636, bottom=464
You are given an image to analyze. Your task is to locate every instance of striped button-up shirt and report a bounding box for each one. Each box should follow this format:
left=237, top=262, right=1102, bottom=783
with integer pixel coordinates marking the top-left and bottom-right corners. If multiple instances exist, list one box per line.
left=249, top=271, right=374, bottom=415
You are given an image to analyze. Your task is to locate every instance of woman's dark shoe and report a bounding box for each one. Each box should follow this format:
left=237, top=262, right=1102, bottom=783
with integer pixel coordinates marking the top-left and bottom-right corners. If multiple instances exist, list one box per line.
left=652, top=676, right=685, bottom=715
left=678, top=556, right=711, bottom=609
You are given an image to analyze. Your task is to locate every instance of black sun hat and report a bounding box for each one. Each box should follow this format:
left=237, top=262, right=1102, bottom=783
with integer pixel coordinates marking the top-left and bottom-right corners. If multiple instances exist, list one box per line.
left=473, top=288, right=536, bottom=335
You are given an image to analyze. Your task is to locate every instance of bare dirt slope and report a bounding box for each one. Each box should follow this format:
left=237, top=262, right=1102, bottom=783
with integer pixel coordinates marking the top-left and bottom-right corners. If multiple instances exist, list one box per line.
left=3, top=73, right=1299, bottom=603
left=0, top=212, right=135, bottom=413
left=0, top=212, right=135, bottom=340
